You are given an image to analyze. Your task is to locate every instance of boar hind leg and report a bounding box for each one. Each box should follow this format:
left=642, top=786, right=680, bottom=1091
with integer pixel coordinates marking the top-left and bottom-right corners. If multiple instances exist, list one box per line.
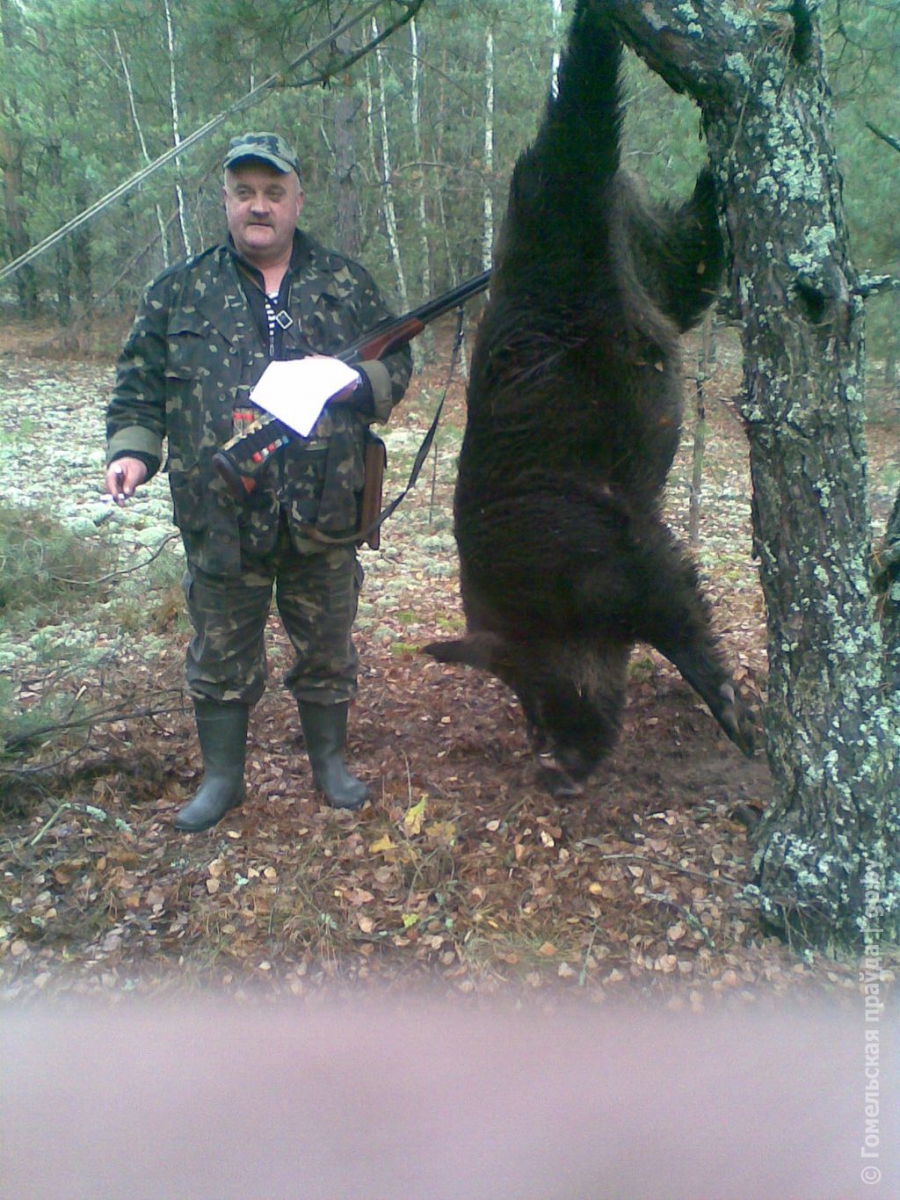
left=569, top=524, right=755, bottom=757
left=657, top=629, right=755, bottom=757
left=628, top=541, right=754, bottom=757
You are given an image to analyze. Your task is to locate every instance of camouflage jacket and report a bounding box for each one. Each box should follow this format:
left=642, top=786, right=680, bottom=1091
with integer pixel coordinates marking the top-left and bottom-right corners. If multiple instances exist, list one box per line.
left=107, top=231, right=412, bottom=574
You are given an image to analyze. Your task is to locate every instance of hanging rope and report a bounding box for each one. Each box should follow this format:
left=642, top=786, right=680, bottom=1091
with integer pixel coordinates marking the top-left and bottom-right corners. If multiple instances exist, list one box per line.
left=0, top=0, right=424, bottom=285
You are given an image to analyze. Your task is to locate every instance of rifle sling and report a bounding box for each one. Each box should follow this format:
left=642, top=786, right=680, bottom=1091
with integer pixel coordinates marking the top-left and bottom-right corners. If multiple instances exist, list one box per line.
left=301, top=387, right=447, bottom=548
left=304, top=303, right=468, bottom=548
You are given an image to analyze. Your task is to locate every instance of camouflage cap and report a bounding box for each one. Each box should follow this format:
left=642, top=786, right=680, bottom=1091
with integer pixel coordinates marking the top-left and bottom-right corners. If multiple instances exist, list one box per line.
left=223, top=132, right=302, bottom=182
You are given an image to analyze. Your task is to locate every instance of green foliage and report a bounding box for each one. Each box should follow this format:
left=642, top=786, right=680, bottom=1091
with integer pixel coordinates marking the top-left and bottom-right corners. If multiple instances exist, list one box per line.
left=0, top=503, right=186, bottom=638
left=0, top=502, right=113, bottom=760
left=0, top=676, right=81, bottom=759
left=621, top=49, right=707, bottom=199
left=0, top=504, right=114, bottom=627
left=0, top=0, right=897, bottom=369
left=0, top=0, right=596, bottom=313
left=0, top=503, right=186, bottom=761
left=822, top=0, right=900, bottom=374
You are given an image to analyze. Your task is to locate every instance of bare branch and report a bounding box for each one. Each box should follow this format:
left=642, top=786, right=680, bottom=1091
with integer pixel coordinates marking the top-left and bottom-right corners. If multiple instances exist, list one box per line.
left=866, top=120, right=900, bottom=155
left=590, top=0, right=744, bottom=106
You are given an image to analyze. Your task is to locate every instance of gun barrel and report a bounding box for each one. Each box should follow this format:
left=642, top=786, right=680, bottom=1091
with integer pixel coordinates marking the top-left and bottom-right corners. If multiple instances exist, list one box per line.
left=411, top=268, right=492, bottom=326
left=336, top=269, right=492, bottom=364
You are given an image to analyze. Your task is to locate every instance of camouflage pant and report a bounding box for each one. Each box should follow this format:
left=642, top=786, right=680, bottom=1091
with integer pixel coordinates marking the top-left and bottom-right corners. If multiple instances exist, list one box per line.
left=182, top=517, right=363, bottom=707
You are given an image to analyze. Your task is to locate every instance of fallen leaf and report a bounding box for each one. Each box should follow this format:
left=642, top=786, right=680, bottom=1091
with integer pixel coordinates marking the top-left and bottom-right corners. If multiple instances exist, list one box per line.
left=425, top=820, right=456, bottom=843
left=403, top=797, right=426, bottom=836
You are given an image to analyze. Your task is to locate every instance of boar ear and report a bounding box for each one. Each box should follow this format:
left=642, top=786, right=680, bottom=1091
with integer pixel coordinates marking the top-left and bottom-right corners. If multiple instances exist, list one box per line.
left=421, top=633, right=505, bottom=670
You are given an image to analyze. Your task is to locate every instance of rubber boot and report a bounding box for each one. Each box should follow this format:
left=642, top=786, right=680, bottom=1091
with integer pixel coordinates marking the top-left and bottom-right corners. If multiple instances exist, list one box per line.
left=173, top=700, right=249, bottom=832
left=297, top=700, right=368, bottom=810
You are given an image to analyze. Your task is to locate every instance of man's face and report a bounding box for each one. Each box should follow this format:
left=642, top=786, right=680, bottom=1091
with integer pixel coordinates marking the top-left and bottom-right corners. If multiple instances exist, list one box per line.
left=223, top=161, right=304, bottom=267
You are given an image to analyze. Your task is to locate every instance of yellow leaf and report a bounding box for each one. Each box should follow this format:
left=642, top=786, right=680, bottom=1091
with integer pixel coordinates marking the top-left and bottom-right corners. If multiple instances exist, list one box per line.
left=401, top=913, right=419, bottom=929
left=403, top=797, right=426, bottom=835
left=425, top=820, right=456, bottom=843
left=369, top=834, right=396, bottom=854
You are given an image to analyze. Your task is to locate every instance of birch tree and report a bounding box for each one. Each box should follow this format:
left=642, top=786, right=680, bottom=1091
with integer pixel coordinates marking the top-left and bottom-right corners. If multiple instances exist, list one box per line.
left=368, top=15, right=407, bottom=308
left=114, top=30, right=170, bottom=267
left=480, top=22, right=495, bottom=273
left=162, top=0, right=192, bottom=258
left=409, top=16, right=431, bottom=303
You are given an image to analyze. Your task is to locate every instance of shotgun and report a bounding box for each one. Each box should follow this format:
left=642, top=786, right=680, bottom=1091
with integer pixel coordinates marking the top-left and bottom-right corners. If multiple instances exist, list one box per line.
left=212, top=268, right=491, bottom=501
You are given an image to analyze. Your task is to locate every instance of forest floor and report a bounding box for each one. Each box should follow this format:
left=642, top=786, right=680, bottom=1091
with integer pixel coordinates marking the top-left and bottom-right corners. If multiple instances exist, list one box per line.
left=1, top=315, right=898, bottom=1012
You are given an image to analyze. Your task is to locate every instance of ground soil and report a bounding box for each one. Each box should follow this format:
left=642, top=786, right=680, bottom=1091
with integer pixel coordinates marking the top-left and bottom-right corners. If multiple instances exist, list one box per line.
left=0, top=315, right=896, bottom=1010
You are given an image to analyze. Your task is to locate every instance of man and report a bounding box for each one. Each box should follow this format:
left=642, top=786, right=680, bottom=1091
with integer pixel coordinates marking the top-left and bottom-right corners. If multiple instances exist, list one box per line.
left=106, top=132, right=412, bottom=832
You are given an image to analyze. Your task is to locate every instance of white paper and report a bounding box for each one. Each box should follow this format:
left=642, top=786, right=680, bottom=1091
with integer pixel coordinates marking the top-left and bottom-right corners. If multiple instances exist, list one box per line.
left=249, top=357, right=360, bottom=437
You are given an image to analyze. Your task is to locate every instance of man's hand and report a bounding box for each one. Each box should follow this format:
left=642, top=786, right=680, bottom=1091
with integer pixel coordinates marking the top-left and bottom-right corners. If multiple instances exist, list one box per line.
left=106, top=457, right=148, bottom=506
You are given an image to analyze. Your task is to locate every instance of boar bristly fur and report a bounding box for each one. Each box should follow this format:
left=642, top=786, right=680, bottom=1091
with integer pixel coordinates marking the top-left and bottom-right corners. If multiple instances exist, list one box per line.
left=424, top=1, right=754, bottom=793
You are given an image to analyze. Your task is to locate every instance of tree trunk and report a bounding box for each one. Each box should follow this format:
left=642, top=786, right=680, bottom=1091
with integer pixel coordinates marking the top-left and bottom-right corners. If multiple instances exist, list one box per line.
left=480, top=26, right=495, bottom=273
left=326, top=23, right=364, bottom=261
left=600, top=0, right=900, bottom=948
left=688, top=313, right=712, bottom=550
left=71, top=180, right=93, bottom=307
left=0, top=0, right=38, bottom=316
left=369, top=17, right=407, bottom=308
left=409, top=16, right=433, bottom=361
left=114, top=30, right=169, bottom=270
left=163, top=0, right=192, bottom=259
left=46, top=140, right=71, bottom=323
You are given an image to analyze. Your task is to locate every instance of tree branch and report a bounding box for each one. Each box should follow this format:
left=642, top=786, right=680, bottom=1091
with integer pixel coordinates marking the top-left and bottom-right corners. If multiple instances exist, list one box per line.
left=866, top=120, right=900, bottom=155
left=589, top=0, right=743, bottom=107
left=283, top=0, right=427, bottom=89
